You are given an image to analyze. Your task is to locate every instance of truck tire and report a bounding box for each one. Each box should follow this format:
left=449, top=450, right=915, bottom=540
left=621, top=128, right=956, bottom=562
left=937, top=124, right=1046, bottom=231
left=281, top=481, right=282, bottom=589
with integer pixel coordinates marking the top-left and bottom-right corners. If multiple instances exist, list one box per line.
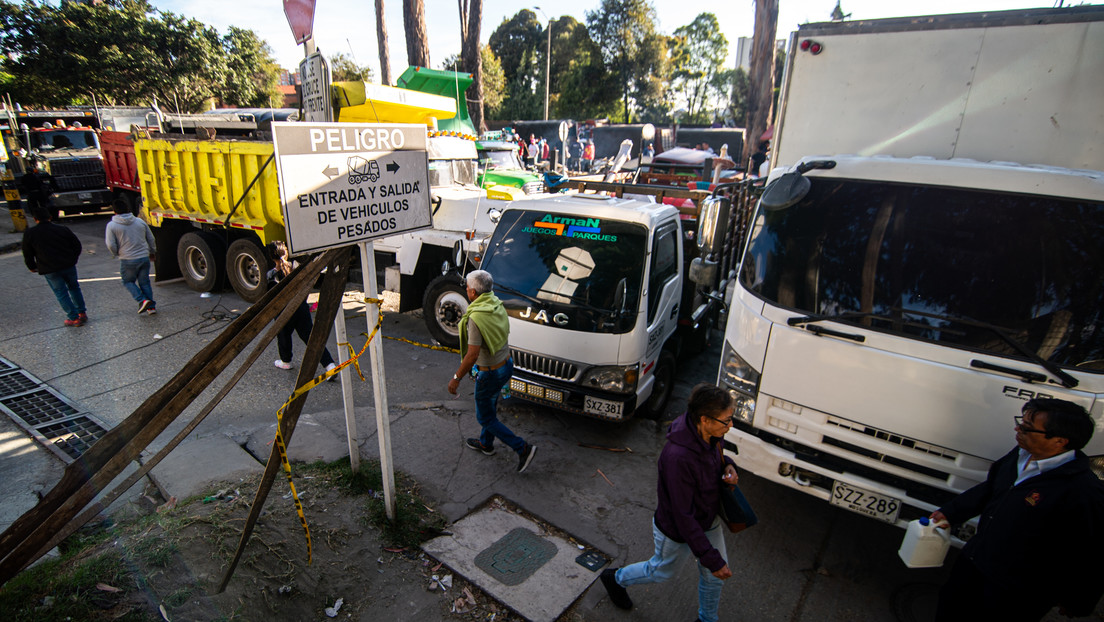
left=639, top=350, right=675, bottom=420
left=177, top=231, right=225, bottom=293
left=422, top=274, right=468, bottom=348
left=226, top=238, right=269, bottom=303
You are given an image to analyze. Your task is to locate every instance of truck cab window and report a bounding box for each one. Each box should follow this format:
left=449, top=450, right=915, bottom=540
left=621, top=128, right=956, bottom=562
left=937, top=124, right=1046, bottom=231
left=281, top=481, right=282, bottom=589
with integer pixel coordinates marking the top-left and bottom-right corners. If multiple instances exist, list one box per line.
left=647, top=225, right=678, bottom=324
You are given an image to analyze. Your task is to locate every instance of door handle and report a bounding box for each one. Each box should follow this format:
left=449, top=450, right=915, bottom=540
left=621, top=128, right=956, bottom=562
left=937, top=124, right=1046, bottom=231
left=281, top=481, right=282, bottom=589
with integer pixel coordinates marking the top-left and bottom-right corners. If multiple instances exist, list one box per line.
left=670, top=304, right=679, bottom=319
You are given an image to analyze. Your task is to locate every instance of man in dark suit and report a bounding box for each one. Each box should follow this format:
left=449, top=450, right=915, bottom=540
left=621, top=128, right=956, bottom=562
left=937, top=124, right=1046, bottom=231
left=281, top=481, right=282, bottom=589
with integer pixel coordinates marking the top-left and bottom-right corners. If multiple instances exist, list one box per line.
left=931, top=398, right=1104, bottom=621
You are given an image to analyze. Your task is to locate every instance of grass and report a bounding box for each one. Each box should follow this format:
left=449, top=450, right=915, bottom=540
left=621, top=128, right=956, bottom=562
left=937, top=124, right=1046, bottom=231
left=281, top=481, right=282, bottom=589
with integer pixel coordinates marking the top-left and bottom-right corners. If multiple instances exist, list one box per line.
left=302, top=457, right=447, bottom=549
left=0, top=548, right=150, bottom=622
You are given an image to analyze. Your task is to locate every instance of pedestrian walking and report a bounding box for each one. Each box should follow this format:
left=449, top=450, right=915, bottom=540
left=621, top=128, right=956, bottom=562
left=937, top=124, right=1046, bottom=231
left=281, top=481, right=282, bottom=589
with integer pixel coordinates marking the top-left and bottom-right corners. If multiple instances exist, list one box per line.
left=601, top=382, right=737, bottom=622
left=266, top=241, right=338, bottom=376
left=105, top=201, right=158, bottom=315
left=22, top=206, right=87, bottom=326
left=447, top=270, right=536, bottom=473
left=930, top=398, right=1104, bottom=621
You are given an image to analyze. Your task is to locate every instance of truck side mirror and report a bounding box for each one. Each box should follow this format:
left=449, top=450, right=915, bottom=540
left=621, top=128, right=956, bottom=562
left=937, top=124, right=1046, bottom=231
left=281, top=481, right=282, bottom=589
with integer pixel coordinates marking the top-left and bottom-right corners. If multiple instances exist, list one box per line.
left=696, top=195, right=731, bottom=256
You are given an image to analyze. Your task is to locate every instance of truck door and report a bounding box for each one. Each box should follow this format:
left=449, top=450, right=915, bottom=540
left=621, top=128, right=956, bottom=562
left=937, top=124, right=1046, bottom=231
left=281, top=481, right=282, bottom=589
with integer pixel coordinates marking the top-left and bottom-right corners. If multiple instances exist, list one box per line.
left=645, top=222, right=680, bottom=359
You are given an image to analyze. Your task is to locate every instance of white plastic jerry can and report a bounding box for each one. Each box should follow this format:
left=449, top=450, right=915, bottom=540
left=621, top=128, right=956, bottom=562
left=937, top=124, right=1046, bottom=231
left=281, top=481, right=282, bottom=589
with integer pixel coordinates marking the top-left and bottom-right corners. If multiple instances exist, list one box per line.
left=898, top=517, right=951, bottom=568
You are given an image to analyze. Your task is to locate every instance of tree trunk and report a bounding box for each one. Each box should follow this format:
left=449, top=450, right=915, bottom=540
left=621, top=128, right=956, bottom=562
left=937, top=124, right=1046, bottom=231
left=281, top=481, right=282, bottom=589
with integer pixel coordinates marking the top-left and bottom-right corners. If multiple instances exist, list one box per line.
left=744, top=0, right=778, bottom=166
left=376, top=0, right=392, bottom=85
left=403, top=0, right=430, bottom=68
left=459, top=0, right=485, bottom=132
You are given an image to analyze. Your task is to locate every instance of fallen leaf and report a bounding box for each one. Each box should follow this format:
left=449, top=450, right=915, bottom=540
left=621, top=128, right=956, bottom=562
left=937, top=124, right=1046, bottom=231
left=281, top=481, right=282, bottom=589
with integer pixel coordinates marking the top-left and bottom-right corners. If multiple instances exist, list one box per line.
left=96, top=582, right=121, bottom=593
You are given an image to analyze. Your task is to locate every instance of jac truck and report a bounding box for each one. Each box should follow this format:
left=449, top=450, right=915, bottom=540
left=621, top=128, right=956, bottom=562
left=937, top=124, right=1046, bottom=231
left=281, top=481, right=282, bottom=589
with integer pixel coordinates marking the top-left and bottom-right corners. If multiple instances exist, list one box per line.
left=716, top=6, right=1104, bottom=540
left=475, top=178, right=744, bottom=420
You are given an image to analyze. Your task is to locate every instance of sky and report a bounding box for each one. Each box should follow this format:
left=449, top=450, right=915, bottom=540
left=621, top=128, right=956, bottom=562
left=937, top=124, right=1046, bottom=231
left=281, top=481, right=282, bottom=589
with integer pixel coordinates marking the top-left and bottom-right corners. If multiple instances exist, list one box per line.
left=152, top=0, right=1064, bottom=75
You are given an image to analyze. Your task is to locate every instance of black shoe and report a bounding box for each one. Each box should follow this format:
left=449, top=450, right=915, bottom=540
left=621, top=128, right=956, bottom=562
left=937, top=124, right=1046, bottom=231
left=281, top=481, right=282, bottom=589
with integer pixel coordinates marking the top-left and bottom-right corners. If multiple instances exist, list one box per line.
left=138, top=299, right=151, bottom=314
left=600, top=568, right=633, bottom=610
left=465, top=438, right=495, bottom=456
left=517, top=444, right=537, bottom=473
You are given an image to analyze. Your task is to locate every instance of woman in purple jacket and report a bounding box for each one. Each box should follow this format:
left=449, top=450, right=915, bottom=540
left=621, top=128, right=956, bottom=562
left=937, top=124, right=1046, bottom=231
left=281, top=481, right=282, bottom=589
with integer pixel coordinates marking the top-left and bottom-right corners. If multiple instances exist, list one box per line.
left=601, top=383, right=738, bottom=622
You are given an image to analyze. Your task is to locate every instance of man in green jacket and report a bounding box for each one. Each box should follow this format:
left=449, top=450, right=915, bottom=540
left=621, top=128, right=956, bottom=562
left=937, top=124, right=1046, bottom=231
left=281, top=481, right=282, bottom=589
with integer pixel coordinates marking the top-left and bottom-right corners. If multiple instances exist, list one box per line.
left=446, top=270, right=537, bottom=473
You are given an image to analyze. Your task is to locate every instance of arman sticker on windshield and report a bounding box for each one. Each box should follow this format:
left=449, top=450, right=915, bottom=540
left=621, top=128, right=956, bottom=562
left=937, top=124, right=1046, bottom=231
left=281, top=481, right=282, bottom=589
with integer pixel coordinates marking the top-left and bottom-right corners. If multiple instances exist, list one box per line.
left=524, top=214, right=618, bottom=242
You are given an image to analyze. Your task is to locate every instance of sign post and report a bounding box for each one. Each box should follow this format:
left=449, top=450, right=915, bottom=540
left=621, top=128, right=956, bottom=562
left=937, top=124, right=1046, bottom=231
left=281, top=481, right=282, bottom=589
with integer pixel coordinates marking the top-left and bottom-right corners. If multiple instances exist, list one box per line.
left=272, top=121, right=432, bottom=519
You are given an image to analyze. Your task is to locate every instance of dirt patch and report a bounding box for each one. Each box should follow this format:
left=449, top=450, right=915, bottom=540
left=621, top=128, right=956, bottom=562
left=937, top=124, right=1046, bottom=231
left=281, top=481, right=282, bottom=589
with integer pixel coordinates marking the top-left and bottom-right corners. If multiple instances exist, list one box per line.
left=1, top=461, right=530, bottom=622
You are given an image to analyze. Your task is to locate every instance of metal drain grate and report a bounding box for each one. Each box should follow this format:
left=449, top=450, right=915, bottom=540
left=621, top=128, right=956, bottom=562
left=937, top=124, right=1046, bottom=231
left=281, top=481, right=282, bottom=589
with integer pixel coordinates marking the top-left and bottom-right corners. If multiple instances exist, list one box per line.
left=40, top=417, right=108, bottom=460
left=0, top=387, right=81, bottom=426
left=0, top=369, right=41, bottom=395
left=0, top=361, right=109, bottom=463
left=473, top=527, right=558, bottom=586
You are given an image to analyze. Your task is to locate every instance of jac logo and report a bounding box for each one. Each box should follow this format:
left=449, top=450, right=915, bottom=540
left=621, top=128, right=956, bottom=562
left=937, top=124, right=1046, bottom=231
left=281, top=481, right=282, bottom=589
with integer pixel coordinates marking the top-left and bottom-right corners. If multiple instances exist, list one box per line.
left=519, top=307, right=569, bottom=326
left=1002, top=386, right=1054, bottom=401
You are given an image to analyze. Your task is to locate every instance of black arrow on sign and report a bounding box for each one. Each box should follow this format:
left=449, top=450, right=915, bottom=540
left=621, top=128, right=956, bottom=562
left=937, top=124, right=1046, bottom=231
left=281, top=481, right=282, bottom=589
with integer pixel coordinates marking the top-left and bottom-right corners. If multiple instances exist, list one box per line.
left=322, top=165, right=340, bottom=179
left=386, top=161, right=400, bottom=173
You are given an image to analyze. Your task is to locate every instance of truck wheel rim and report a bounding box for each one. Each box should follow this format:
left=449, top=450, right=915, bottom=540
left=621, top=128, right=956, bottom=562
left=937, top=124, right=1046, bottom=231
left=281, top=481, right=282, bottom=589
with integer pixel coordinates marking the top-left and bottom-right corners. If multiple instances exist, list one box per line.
left=234, top=254, right=261, bottom=290
left=436, top=292, right=467, bottom=336
left=185, top=247, right=208, bottom=280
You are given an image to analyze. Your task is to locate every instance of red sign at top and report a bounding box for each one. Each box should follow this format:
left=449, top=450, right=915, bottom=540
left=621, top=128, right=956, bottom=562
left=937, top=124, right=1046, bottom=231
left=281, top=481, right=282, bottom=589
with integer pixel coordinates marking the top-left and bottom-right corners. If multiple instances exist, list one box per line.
left=283, top=0, right=316, bottom=44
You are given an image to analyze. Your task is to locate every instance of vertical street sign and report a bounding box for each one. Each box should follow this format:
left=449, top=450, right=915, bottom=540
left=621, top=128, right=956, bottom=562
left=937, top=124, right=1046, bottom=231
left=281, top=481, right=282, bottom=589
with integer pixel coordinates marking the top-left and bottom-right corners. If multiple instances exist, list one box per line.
left=283, top=0, right=317, bottom=44
left=298, top=52, right=332, bottom=124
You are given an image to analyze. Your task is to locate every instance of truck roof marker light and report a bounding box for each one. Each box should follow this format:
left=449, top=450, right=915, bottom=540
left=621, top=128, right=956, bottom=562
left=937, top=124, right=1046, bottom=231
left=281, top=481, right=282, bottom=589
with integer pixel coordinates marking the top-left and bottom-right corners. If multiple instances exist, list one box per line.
left=800, top=39, right=823, bottom=55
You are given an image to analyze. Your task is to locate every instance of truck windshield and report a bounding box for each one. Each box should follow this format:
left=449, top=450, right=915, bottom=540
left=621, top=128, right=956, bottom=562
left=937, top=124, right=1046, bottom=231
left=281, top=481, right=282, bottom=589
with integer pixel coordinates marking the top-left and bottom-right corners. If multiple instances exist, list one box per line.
left=428, top=158, right=477, bottom=187
left=30, top=130, right=98, bottom=151
left=740, top=178, right=1104, bottom=372
left=479, top=149, right=523, bottom=171
left=481, top=209, right=647, bottom=334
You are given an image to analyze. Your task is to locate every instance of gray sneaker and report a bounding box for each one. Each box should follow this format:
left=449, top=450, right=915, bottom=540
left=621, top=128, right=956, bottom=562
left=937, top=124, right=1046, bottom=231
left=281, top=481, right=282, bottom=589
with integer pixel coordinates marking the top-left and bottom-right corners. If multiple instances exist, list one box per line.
left=465, top=438, right=495, bottom=456
left=517, top=444, right=537, bottom=473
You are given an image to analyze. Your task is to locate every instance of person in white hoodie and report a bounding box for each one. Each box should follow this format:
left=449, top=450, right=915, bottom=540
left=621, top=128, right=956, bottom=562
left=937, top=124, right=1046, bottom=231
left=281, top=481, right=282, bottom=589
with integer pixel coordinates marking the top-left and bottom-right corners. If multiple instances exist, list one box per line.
left=105, top=202, right=158, bottom=314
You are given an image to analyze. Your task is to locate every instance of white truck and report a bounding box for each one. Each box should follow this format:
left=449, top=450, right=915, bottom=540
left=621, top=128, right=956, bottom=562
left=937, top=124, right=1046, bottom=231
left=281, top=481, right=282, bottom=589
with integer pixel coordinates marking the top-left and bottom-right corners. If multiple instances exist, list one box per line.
left=717, top=6, right=1104, bottom=540
left=476, top=180, right=733, bottom=420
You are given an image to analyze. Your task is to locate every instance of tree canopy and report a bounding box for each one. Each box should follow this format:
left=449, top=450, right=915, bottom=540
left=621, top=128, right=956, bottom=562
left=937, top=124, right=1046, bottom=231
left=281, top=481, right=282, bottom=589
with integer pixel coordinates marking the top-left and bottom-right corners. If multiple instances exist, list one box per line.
left=0, top=0, right=282, bottom=110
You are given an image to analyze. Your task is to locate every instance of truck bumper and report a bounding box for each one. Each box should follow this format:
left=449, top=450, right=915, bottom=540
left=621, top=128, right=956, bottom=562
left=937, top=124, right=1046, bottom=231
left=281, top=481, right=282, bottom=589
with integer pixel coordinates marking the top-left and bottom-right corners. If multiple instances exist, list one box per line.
left=506, top=370, right=639, bottom=422
left=50, top=189, right=113, bottom=211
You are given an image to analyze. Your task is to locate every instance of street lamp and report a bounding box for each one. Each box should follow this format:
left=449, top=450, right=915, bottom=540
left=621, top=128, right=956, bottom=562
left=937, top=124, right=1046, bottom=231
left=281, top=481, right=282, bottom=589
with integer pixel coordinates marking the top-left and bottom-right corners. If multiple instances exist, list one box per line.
left=533, top=6, right=551, bottom=120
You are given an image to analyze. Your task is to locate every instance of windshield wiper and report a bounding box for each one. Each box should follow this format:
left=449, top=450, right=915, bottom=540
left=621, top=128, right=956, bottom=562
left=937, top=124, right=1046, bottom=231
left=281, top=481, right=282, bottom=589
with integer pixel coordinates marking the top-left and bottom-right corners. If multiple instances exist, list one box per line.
left=494, top=283, right=546, bottom=308
left=534, top=287, right=626, bottom=316
left=787, top=310, right=892, bottom=327
left=893, top=308, right=1078, bottom=389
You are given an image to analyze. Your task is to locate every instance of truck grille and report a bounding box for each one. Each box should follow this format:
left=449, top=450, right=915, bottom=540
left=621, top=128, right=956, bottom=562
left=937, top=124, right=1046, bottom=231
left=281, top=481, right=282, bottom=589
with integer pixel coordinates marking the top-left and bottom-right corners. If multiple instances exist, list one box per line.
left=51, top=159, right=106, bottom=190
left=523, top=181, right=545, bottom=195
left=511, top=348, right=578, bottom=381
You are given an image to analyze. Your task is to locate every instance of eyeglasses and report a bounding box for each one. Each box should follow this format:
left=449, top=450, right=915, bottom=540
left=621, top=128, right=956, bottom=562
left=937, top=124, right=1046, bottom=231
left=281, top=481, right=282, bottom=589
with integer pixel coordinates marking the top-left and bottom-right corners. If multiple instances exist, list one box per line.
left=1014, top=415, right=1048, bottom=435
left=707, top=415, right=735, bottom=426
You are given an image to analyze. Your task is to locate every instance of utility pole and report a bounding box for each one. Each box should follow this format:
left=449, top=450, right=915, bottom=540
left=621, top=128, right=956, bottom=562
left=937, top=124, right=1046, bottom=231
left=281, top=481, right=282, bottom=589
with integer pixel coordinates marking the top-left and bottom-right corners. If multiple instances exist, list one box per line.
left=534, top=7, right=551, bottom=120
left=744, top=0, right=779, bottom=167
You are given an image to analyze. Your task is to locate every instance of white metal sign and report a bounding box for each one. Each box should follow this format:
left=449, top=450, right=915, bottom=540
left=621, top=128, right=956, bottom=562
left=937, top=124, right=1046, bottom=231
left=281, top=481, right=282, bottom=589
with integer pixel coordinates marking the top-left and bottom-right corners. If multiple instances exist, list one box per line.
left=272, top=122, right=432, bottom=255
left=298, top=52, right=332, bottom=123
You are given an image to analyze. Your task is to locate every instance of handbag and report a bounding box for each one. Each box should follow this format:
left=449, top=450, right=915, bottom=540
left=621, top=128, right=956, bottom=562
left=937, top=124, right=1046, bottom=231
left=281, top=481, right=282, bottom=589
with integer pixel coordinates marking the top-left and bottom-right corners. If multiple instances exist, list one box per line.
left=718, top=482, right=758, bottom=534
left=717, top=444, right=758, bottom=533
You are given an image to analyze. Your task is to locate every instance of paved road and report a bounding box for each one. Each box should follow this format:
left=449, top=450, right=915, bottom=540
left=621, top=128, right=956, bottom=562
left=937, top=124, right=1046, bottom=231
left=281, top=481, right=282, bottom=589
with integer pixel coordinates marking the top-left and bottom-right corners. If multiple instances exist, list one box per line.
left=1, top=211, right=1095, bottom=622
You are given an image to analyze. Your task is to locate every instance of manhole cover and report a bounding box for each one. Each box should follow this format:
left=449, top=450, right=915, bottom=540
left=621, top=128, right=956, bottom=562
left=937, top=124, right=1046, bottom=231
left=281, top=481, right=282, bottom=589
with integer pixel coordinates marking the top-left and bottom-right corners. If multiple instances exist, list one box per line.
left=474, top=527, right=557, bottom=586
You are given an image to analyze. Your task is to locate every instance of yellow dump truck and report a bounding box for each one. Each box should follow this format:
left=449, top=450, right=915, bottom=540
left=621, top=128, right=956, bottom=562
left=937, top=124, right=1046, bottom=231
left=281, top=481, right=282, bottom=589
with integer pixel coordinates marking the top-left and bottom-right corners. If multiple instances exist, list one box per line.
left=135, top=70, right=501, bottom=313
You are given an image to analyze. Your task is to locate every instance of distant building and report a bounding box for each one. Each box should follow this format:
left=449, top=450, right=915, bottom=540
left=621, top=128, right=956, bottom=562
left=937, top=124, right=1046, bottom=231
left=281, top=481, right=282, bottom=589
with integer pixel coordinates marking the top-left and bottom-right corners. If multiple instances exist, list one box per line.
left=734, top=37, right=788, bottom=72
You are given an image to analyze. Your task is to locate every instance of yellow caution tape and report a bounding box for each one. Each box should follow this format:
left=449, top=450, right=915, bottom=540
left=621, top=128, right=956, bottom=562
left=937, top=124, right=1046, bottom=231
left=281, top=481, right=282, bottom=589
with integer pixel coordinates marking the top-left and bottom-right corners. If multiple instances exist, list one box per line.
left=271, top=297, right=383, bottom=564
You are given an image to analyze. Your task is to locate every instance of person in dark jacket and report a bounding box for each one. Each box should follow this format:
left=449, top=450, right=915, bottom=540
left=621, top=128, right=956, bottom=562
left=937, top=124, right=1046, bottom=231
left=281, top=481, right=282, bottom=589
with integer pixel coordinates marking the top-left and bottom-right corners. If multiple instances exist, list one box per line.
left=930, top=398, right=1104, bottom=621
left=22, top=206, right=87, bottom=326
left=265, top=241, right=338, bottom=376
left=601, top=383, right=737, bottom=622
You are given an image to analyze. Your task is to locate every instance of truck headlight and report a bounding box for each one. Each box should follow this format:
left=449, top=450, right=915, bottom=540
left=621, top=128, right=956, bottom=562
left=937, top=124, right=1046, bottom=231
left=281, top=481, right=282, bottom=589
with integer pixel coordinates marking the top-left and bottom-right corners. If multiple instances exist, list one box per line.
left=720, top=341, right=760, bottom=425
left=582, top=364, right=639, bottom=394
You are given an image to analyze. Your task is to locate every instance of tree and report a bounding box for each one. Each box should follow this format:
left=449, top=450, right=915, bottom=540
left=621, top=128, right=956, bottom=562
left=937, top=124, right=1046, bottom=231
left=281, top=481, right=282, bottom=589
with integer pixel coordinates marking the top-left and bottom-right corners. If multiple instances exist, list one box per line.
left=375, top=0, right=392, bottom=85
left=744, top=0, right=778, bottom=164
left=329, top=52, right=373, bottom=83
left=671, top=13, right=728, bottom=123
left=586, top=0, right=666, bottom=123
left=0, top=0, right=278, bottom=112
left=547, top=16, right=618, bottom=120
left=479, top=45, right=506, bottom=118
left=222, top=27, right=282, bottom=108
left=403, top=0, right=429, bottom=68
left=488, top=10, right=542, bottom=86
left=458, top=0, right=485, bottom=132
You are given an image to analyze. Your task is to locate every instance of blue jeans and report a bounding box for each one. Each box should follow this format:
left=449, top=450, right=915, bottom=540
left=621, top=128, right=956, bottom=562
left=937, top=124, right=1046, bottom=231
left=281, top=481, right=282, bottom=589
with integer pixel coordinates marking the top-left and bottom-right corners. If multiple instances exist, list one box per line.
left=474, top=358, right=526, bottom=454
left=43, top=266, right=86, bottom=321
left=616, top=518, right=729, bottom=622
left=120, top=257, right=154, bottom=306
